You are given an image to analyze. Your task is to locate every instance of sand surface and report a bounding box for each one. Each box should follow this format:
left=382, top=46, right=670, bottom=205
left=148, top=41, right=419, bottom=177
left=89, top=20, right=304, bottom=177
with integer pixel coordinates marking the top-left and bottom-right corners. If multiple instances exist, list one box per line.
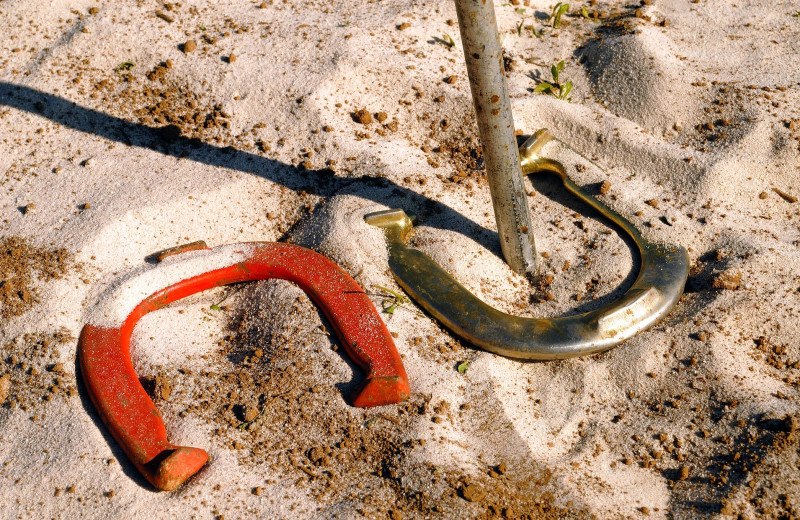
left=1, top=0, right=799, bottom=518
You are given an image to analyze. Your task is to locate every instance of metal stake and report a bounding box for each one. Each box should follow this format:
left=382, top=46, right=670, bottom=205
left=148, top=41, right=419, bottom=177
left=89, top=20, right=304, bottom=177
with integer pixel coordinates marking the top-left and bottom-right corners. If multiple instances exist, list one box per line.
left=454, top=0, right=537, bottom=275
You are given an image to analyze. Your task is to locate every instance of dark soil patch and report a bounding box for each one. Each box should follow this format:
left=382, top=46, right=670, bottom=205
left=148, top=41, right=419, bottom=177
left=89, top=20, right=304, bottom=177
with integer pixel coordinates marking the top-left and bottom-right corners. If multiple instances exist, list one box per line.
left=0, top=237, right=75, bottom=321
left=0, top=330, right=78, bottom=412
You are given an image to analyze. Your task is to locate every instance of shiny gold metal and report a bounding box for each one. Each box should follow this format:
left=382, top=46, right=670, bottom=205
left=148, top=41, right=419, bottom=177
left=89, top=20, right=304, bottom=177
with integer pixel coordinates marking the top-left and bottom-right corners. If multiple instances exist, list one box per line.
left=365, top=130, right=689, bottom=359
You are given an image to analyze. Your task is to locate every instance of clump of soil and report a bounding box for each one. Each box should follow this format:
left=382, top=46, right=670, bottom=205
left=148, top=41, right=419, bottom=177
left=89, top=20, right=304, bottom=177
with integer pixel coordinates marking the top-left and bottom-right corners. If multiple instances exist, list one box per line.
left=352, top=108, right=373, bottom=125
left=0, top=330, right=78, bottom=412
left=711, top=269, right=742, bottom=290
left=0, top=237, right=75, bottom=321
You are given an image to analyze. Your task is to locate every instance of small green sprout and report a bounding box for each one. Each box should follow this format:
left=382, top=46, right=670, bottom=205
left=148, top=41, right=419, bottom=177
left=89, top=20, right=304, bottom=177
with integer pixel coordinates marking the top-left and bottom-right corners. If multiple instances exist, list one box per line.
left=532, top=26, right=544, bottom=38
left=551, top=60, right=565, bottom=83
left=442, top=33, right=456, bottom=48
left=199, top=24, right=207, bottom=31
left=550, top=2, right=570, bottom=28
left=374, top=285, right=420, bottom=315
left=580, top=6, right=599, bottom=22
left=202, top=287, right=239, bottom=317
left=376, top=285, right=406, bottom=314
left=515, top=7, right=526, bottom=14
left=517, top=20, right=525, bottom=36
left=457, top=360, right=472, bottom=375
left=115, top=61, right=135, bottom=72
left=533, top=60, right=572, bottom=101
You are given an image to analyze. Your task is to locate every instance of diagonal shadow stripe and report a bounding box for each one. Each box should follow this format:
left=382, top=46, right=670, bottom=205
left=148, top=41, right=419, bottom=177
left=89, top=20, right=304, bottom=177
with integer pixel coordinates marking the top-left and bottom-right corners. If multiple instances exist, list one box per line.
left=0, top=81, right=502, bottom=256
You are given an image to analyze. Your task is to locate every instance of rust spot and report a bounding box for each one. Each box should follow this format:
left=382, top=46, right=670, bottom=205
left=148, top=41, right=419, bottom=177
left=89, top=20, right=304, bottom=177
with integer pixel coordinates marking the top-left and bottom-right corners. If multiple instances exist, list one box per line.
left=490, top=95, right=499, bottom=103
left=491, top=109, right=500, bottom=116
left=156, top=241, right=209, bottom=262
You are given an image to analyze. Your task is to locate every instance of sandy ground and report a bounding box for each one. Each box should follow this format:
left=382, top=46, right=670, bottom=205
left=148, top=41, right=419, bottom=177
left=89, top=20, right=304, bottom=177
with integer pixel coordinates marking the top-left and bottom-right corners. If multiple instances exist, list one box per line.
left=1, top=0, right=799, bottom=518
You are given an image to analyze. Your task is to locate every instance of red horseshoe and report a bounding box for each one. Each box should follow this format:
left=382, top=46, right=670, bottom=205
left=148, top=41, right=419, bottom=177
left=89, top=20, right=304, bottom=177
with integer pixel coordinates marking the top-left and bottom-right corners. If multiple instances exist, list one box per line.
left=78, top=242, right=410, bottom=491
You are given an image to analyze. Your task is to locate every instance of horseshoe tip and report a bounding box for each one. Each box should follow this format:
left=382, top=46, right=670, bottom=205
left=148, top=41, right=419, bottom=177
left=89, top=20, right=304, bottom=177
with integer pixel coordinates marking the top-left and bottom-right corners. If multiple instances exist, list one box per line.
left=144, top=446, right=209, bottom=491
left=351, top=375, right=410, bottom=408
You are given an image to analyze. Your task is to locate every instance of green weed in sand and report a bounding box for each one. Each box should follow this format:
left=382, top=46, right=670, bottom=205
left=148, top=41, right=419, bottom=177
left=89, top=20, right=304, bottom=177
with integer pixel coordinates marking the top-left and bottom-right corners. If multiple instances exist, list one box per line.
left=550, top=2, right=570, bottom=28
left=533, top=60, right=573, bottom=101
left=115, top=61, right=135, bottom=72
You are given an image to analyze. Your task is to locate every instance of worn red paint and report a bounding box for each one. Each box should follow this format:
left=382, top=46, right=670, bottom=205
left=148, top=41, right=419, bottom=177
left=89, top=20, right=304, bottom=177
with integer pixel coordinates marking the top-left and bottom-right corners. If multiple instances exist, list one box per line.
left=79, top=242, right=410, bottom=491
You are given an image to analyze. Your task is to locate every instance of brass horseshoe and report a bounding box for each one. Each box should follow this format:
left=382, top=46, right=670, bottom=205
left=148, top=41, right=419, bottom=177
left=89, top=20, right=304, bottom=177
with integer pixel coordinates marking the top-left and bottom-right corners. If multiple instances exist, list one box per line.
left=365, top=130, right=688, bottom=360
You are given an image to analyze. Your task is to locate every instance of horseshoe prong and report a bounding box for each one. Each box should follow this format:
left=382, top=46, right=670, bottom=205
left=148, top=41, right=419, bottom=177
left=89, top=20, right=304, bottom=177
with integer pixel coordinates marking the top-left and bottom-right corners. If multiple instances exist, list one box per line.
left=365, top=130, right=689, bottom=360
left=79, top=242, right=409, bottom=490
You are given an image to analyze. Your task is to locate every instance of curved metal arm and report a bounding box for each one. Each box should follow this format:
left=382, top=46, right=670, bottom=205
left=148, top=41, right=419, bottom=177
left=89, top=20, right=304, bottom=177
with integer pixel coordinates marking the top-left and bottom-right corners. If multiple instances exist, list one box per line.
left=365, top=130, right=688, bottom=360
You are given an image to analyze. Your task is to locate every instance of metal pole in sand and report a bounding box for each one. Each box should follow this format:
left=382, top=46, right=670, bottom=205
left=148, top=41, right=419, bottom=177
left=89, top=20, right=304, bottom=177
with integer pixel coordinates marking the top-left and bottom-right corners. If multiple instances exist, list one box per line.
left=453, top=0, right=537, bottom=275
